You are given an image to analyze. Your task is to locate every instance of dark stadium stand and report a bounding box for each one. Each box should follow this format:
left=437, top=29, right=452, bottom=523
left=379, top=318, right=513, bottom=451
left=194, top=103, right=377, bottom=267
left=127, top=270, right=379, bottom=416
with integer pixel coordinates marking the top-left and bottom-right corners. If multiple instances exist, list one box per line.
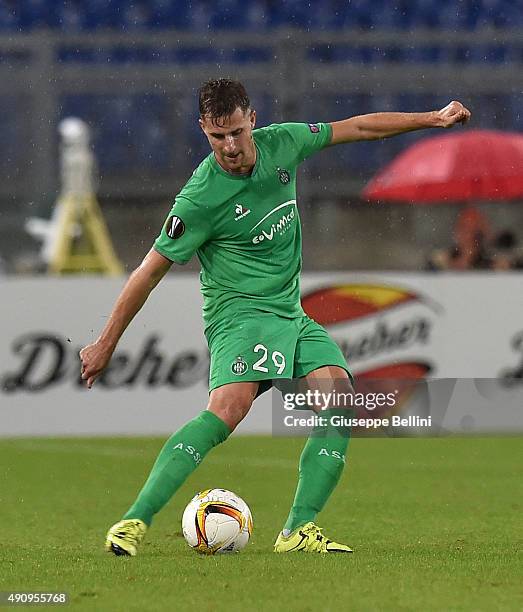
left=0, top=1, right=520, bottom=191
left=1, top=0, right=521, bottom=32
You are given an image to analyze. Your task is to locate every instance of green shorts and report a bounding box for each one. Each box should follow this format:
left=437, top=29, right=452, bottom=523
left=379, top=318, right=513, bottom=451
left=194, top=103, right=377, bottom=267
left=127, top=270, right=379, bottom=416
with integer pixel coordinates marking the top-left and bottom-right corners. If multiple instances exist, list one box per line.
left=206, top=312, right=351, bottom=394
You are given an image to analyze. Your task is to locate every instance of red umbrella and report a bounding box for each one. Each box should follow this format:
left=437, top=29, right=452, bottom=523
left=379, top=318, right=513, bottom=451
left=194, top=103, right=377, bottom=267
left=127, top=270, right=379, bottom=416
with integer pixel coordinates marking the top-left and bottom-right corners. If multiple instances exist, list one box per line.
left=362, top=129, right=523, bottom=203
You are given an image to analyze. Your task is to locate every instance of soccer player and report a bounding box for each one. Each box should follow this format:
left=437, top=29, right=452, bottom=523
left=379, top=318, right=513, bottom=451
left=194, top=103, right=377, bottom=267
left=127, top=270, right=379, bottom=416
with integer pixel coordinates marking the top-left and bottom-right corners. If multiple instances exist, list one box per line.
left=79, top=79, right=470, bottom=555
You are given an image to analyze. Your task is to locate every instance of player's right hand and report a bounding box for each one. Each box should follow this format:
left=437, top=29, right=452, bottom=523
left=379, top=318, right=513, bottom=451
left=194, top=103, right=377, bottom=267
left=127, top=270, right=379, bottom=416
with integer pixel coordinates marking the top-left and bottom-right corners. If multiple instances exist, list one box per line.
left=79, top=341, right=114, bottom=388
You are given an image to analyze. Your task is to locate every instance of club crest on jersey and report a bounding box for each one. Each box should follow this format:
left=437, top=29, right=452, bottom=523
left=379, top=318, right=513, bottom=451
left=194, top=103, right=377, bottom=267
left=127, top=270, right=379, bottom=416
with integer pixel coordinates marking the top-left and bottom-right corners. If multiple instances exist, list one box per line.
left=165, top=215, right=185, bottom=239
left=231, top=356, right=248, bottom=376
left=234, top=203, right=251, bottom=221
left=308, top=123, right=320, bottom=133
left=277, top=167, right=290, bottom=185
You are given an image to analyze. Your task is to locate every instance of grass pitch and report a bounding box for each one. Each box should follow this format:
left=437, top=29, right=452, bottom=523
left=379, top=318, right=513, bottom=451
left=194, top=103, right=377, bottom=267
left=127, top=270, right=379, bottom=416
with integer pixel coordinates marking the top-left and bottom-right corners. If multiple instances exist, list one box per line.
left=1, top=436, right=521, bottom=611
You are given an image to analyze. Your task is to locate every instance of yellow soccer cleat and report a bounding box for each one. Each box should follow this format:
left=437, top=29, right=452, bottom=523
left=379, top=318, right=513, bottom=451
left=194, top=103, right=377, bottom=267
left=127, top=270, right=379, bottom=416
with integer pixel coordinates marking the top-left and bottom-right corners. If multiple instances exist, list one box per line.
left=105, top=519, right=147, bottom=556
left=274, top=522, right=353, bottom=553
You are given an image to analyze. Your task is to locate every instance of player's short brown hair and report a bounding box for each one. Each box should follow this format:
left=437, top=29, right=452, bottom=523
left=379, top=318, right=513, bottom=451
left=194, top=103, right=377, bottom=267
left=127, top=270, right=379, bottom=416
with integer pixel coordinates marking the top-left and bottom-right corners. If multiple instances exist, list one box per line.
left=198, top=78, right=250, bottom=125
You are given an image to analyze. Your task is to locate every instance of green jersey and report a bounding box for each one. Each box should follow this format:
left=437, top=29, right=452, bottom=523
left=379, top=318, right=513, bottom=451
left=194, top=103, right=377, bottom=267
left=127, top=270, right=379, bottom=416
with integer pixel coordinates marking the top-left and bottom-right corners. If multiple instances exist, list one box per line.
left=154, top=122, right=332, bottom=332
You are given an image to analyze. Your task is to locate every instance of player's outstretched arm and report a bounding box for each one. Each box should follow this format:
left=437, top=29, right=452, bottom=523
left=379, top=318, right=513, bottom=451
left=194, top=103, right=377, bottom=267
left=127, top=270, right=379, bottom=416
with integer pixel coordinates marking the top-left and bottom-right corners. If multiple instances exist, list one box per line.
left=330, top=100, right=471, bottom=144
left=79, top=248, right=173, bottom=388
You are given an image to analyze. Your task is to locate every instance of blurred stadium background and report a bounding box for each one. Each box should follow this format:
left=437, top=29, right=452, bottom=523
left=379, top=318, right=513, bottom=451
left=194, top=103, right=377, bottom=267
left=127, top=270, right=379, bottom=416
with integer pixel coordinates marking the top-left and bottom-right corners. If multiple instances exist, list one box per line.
left=2, top=5, right=522, bottom=608
left=1, top=0, right=522, bottom=272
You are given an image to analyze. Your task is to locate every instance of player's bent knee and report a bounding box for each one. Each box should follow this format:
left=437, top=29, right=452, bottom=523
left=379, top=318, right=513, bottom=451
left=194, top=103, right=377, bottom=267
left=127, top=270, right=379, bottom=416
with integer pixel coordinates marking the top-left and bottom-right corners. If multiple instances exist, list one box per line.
left=208, top=401, right=252, bottom=431
left=207, top=383, right=257, bottom=431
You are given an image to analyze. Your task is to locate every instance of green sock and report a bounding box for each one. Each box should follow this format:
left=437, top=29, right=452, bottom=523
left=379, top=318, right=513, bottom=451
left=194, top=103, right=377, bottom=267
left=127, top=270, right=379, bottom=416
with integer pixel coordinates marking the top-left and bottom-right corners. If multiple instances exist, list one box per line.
left=123, top=410, right=230, bottom=526
left=283, top=409, right=351, bottom=533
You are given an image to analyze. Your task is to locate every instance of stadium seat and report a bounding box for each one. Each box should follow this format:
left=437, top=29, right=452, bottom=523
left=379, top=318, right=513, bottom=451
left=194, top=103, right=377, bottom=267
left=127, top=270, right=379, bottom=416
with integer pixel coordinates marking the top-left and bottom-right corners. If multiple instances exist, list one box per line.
left=227, top=46, right=272, bottom=64
left=118, top=1, right=151, bottom=31
left=146, top=0, right=191, bottom=29
left=19, top=0, right=49, bottom=30
left=173, top=46, right=222, bottom=63
left=0, top=95, right=28, bottom=175
left=132, top=101, right=172, bottom=171
left=55, top=2, right=87, bottom=32
left=509, top=93, right=522, bottom=131
left=244, top=0, right=269, bottom=31
left=0, top=5, right=19, bottom=31
left=403, top=45, right=448, bottom=63
left=251, top=92, right=274, bottom=127
left=57, top=47, right=98, bottom=63
left=208, top=0, right=247, bottom=30
left=183, top=1, right=212, bottom=31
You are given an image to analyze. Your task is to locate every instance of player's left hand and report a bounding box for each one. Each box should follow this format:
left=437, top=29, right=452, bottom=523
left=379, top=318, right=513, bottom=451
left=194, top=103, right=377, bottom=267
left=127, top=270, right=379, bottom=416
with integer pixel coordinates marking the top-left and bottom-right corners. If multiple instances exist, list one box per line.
left=79, top=340, right=114, bottom=389
left=435, top=101, right=471, bottom=128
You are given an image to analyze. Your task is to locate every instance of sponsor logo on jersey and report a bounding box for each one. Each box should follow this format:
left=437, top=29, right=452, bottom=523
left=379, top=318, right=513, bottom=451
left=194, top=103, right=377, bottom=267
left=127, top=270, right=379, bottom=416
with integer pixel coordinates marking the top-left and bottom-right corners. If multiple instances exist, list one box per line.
left=165, top=215, right=185, bottom=239
left=308, top=123, right=320, bottom=133
left=234, top=203, right=251, bottom=221
left=250, top=199, right=296, bottom=244
left=252, top=209, right=295, bottom=244
left=276, top=167, right=290, bottom=184
left=231, top=356, right=248, bottom=376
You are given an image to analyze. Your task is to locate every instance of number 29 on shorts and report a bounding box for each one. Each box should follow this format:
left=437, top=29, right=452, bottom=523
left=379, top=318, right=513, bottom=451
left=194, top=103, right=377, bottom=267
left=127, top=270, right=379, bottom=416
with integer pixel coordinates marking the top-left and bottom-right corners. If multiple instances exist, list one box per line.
left=253, top=343, right=286, bottom=375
